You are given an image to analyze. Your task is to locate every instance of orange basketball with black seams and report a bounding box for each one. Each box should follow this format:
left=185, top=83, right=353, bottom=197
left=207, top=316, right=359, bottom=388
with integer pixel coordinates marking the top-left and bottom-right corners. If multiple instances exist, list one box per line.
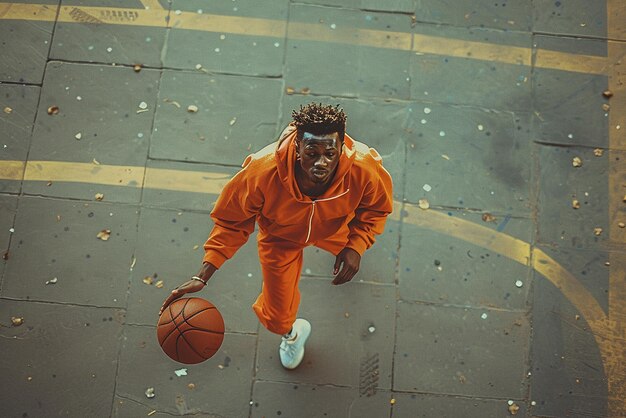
left=157, top=297, right=225, bottom=364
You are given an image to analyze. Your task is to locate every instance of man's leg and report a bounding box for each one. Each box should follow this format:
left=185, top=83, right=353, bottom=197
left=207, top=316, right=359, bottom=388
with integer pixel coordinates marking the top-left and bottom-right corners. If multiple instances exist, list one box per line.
left=253, top=236, right=311, bottom=369
left=253, top=237, right=304, bottom=335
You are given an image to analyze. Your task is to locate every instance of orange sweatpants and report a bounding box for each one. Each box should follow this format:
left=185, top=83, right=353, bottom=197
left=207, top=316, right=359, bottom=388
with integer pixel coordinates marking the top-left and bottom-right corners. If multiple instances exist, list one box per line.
left=252, top=232, right=348, bottom=335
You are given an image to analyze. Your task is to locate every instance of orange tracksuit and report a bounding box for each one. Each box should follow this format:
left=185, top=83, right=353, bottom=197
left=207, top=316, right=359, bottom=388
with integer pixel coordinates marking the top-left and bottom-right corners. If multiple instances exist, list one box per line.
left=202, top=124, right=393, bottom=334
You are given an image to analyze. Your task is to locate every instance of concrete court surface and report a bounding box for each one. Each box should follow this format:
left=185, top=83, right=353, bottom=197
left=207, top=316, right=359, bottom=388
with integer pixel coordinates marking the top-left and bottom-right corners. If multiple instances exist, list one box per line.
left=0, top=0, right=625, bottom=417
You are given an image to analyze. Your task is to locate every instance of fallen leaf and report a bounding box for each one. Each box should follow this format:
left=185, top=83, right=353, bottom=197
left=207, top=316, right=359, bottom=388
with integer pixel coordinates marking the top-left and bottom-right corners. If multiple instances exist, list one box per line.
left=602, top=103, right=610, bottom=111
left=2, top=251, right=8, bottom=260
left=187, top=105, right=198, bottom=113
left=618, top=222, right=625, bottom=228
left=133, top=64, right=142, bottom=72
left=286, top=87, right=295, bottom=95
left=145, top=387, right=155, bottom=399
left=11, top=316, right=24, bottom=326
left=47, top=106, right=59, bottom=115
left=603, top=90, right=613, bottom=98
left=593, top=148, right=604, bottom=157
left=482, top=213, right=496, bottom=222
left=92, top=158, right=100, bottom=165
left=155, top=280, right=164, bottom=289
left=572, top=157, right=582, bottom=167
left=138, top=101, right=148, bottom=110
left=344, top=312, right=350, bottom=318
left=97, top=229, right=111, bottom=241
left=623, top=194, right=626, bottom=203
left=75, top=132, right=82, bottom=140
left=56, top=215, right=62, bottom=222
left=45, top=277, right=58, bottom=285
left=441, top=154, right=450, bottom=160
left=390, top=398, right=396, bottom=405
left=95, top=193, right=104, bottom=201
left=192, top=244, right=199, bottom=250
left=3, top=106, right=12, bottom=114
left=187, top=383, right=195, bottom=390
left=301, top=87, right=311, bottom=95
left=142, top=276, right=154, bottom=285
left=508, top=403, right=520, bottom=415
left=572, top=199, right=580, bottom=209
left=163, top=98, right=181, bottom=108
left=418, top=199, right=430, bottom=210
left=46, top=181, right=52, bottom=187
left=594, top=227, right=603, bottom=236
left=575, top=314, right=580, bottom=320
left=229, top=117, right=237, bottom=126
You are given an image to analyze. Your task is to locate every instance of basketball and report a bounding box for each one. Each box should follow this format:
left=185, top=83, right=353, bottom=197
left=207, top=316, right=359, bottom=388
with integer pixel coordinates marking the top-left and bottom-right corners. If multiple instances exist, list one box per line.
left=157, top=297, right=225, bottom=364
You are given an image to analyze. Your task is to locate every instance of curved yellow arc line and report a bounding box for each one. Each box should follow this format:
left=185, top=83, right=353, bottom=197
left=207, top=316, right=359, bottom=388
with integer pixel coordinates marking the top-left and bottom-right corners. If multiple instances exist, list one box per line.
left=398, top=202, right=609, bottom=343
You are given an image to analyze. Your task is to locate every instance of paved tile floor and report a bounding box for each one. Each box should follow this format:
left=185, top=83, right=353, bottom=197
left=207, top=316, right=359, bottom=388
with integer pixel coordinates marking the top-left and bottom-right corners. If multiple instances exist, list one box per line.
left=0, top=1, right=625, bottom=417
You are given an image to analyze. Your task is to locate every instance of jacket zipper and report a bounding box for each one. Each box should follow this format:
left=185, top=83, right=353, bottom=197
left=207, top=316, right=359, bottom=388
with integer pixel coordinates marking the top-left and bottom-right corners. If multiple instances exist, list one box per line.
left=304, top=189, right=350, bottom=243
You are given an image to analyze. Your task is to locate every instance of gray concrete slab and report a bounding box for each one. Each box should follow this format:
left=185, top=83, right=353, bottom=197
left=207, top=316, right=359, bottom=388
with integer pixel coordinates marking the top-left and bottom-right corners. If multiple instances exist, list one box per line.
left=0, top=298, right=123, bottom=417
left=404, top=101, right=531, bottom=214
left=2, top=196, right=138, bottom=307
left=256, top=279, right=396, bottom=389
left=533, top=0, right=607, bottom=38
left=51, top=0, right=169, bottom=67
left=150, top=70, right=282, bottom=165
left=529, top=274, right=608, bottom=417
left=0, top=3, right=57, bottom=84
left=142, top=159, right=238, bottom=211
left=24, top=61, right=159, bottom=203
left=285, top=5, right=412, bottom=99
left=164, top=0, right=288, bottom=76
left=394, top=300, right=530, bottom=398
left=413, top=0, right=532, bottom=32
left=391, top=392, right=528, bottom=418
left=533, top=36, right=609, bottom=148
left=115, top=325, right=255, bottom=418
left=410, top=25, right=532, bottom=111
left=536, top=144, right=621, bottom=251
left=251, top=381, right=391, bottom=418
left=0, top=84, right=39, bottom=193
left=398, top=209, right=532, bottom=309
left=126, top=207, right=262, bottom=333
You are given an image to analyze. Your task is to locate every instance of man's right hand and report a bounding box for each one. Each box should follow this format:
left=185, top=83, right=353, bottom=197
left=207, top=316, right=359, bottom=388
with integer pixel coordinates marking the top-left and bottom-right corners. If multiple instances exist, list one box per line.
left=158, top=279, right=205, bottom=316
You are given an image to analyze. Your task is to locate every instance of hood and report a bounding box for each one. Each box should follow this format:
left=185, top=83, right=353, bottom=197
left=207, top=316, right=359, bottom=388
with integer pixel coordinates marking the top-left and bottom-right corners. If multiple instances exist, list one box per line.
left=275, top=124, right=356, bottom=201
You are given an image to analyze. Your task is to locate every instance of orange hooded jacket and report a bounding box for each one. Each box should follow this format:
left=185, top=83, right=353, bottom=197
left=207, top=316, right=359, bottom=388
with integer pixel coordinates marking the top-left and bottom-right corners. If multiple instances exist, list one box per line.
left=202, top=124, right=393, bottom=268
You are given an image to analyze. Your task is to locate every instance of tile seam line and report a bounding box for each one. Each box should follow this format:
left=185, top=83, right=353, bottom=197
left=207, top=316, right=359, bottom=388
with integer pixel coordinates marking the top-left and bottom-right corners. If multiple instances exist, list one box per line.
left=0, top=296, right=124, bottom=310
left=44, top=58, right=285, bottom=80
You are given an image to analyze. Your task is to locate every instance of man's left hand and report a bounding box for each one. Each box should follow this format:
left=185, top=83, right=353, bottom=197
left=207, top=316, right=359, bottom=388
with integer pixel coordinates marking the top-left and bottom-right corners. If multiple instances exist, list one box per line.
left=333, top=248, right=361, bottom=285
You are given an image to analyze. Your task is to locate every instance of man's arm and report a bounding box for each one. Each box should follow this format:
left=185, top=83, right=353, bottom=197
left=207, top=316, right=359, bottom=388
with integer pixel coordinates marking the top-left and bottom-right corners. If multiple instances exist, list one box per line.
left=333, top=161, right=393, bottom=285
left=202, top=169, right=264, bottom=268
left=345, top=163, right=394, bottom=255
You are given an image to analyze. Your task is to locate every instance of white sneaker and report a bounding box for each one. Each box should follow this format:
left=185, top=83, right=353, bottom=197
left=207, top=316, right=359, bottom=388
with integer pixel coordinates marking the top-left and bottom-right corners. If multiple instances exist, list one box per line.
left=279, top=318, right=311, bottom=370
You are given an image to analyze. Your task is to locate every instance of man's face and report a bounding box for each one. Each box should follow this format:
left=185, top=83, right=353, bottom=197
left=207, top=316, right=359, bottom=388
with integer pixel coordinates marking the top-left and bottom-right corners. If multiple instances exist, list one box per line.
left=296, top=131, right=342, bottom=184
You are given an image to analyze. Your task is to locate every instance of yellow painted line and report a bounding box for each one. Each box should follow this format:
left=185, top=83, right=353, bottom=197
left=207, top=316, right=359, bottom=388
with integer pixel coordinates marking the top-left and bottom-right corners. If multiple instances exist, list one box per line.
left=23, top=161, right=144, bottom=186
left=0, top=2, right=608, bottom=75
left=0, top=160, right=24, bottom=181
left=139, top=0, right=164, bottom=11
left=144, top=167, right=232, bottom=194
left=606, top=0, right=626, bottom=412
left=0, top=2, right=56, bottom=20
left=535, top=48, right=609, bottom=75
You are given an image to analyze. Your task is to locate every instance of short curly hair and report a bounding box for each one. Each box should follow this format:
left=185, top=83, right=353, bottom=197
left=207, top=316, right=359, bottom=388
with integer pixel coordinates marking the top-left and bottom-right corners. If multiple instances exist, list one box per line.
left=292, top=103, right=347, bottom=139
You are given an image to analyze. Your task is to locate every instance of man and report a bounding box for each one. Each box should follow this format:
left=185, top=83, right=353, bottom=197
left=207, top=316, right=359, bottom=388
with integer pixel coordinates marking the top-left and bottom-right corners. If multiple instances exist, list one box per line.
left=160, top=103, right=393, bottom=370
